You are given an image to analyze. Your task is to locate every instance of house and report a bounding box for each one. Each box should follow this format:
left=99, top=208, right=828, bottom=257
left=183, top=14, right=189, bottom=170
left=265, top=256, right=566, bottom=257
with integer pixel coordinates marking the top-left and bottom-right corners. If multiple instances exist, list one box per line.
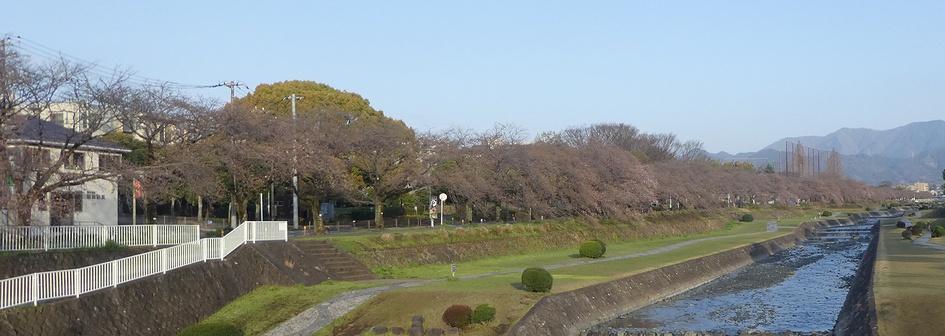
left=3, top=116, right=129, bottom=226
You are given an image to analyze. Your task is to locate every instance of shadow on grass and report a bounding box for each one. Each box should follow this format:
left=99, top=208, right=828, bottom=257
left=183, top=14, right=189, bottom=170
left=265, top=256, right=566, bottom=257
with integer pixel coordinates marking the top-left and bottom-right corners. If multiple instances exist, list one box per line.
left=511, top=282, right=526, bottom=290
left=569, top=253, right=583, bottom=258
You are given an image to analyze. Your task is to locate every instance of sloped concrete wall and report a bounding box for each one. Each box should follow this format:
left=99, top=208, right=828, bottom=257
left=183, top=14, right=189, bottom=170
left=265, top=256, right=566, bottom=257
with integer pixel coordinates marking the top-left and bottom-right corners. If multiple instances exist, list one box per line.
left=0, top=242, right=295, bottom=336
left=507, top=218, right=862, bottom=336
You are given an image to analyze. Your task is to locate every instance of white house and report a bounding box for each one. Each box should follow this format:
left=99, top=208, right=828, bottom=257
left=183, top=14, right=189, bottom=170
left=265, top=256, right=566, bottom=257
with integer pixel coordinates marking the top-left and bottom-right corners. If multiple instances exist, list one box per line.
left=4, top=115, right=129, bottom=226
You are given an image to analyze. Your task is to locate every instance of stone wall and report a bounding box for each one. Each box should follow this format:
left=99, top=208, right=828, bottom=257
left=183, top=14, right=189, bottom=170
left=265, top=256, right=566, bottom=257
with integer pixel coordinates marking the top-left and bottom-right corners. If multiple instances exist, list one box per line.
left=0, top=242, right=296, bottom=336
left=506, top=218, right=861, bottom=336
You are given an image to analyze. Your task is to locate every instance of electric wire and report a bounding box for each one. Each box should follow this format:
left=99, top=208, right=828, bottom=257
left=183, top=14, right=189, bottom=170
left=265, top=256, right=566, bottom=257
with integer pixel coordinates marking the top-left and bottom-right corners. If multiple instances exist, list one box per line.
left=6, top=35, right=228, bottom=90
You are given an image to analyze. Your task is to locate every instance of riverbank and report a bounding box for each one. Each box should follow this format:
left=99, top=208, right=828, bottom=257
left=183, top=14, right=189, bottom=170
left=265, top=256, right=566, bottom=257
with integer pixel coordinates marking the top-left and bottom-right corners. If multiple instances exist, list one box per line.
left=873, top=216, right=945, bottom=335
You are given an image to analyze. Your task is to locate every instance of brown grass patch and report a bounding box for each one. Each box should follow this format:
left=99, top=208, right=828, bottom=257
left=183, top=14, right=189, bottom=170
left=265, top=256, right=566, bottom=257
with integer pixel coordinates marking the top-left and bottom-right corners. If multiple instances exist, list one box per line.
left=874, top=224, right=945, bottom=335
left=323, top=282, right=540, bottom=336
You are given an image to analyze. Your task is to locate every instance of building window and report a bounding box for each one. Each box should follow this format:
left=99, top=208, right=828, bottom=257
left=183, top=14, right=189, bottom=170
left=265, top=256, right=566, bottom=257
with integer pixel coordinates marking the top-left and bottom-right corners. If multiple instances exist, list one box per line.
left=51, top=113, right=65, bottom=126
left=65, top=152, right=85, bottom=170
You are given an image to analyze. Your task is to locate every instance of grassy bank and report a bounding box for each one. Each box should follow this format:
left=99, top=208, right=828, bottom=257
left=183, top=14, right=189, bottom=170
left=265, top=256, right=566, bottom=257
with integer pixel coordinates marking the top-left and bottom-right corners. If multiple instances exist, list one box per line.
left=306, top=208, right=810, bottom=270
left=874, top=215, right=945, bottom=335
left=192, top=208, right=839, bottom=335
left=319, top=220, right=797, bottom=335
left=180, top=281, right=381, bottom=336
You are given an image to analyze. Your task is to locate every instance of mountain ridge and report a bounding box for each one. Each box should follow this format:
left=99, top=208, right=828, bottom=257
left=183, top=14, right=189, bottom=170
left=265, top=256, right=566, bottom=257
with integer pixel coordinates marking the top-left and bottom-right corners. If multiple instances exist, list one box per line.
left=709, top=120, right=945, bottom=185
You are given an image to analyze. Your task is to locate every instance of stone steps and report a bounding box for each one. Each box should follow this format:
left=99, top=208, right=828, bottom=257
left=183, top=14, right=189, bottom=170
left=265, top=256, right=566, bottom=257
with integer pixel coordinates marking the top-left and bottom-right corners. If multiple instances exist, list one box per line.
left=298, top=240, right=375, bottom=281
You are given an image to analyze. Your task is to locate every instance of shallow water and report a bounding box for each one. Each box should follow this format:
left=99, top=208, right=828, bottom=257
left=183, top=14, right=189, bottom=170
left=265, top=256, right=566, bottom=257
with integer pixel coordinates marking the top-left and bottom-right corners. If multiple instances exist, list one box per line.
left=589, top=228, right=871, bottom=335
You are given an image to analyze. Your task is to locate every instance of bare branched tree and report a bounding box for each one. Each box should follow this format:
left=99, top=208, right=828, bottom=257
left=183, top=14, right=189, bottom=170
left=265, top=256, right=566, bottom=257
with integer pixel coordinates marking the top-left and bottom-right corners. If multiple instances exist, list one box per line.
left=0, top=47, right=132, bottom=225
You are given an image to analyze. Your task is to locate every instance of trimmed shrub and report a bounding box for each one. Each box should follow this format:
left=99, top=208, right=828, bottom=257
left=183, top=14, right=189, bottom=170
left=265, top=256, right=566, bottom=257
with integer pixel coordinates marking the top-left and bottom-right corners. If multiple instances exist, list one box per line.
left=471, top=304, right=497, bottom=324
left=579, top=240, right=605, bottom=258
left=821, top=211, right=832, bottom=217
left=902, top=229, right=913, bottom=240
left=740, top=214, right=754, bottom=222
left=932, top=226, right=945, bottom=238
left=442, top=304, right=472, bottom=328
left=896, top=220, right=906, bottom=228
left=592, top=238, right=607, bottom=254
left=178, top=322, right=243, bottom=336
left=521, top=267, right=553, bottom=292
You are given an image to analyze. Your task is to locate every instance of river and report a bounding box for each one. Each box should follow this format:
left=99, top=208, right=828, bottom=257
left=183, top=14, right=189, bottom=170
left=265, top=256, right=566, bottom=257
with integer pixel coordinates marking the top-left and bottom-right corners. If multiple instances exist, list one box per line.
left=585, top=225, right=872, bottom=336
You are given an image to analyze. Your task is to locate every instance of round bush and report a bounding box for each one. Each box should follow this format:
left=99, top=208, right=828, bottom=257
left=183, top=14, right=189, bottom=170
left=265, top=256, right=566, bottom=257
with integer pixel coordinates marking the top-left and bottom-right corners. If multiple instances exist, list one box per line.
left=579, top=240, right=604, bottom=258
left=911, top=224, right=924, bottom=236
left=821, top=211, right=832, bottom=217
left=896, top=220, right=906, bottom=228
left=442, top=304, right=472, bottom=328
left=740, top=214, right=754, bottom=222
left=933, top=226, right=945, bottom=238
left=471, top=303, right=497, bottom=324
left=902, top=229, right=913, bottom=240
left=178, top=322, right=243, bottom=336
left=521, top=267, right=553, bottom=292
left=592, top=239, right=607, bottom=254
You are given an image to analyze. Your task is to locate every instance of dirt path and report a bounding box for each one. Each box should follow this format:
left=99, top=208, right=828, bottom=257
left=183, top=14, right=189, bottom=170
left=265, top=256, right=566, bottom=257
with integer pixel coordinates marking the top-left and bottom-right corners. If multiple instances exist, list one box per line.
left=264, top=232, right=767, bottom=336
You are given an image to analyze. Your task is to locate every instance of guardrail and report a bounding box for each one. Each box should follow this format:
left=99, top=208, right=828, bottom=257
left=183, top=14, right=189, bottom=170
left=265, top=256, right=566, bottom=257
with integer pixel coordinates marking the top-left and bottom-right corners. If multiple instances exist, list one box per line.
left=0, top=221, right=286, bottom=310
left=0, top=225, right=200, bottom=252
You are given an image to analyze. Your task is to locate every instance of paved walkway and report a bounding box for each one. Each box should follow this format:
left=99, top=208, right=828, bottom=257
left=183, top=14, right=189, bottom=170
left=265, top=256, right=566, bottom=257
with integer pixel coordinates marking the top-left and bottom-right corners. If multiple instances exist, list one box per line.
left=265, top=231, right=767, bottom=335
left=912, top=228, right=945, bottom=251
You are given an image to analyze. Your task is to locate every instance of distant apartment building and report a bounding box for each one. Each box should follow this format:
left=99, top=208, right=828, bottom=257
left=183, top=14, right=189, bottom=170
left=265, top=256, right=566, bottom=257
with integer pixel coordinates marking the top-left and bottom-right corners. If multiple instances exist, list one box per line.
left=907, top=182, right=930, bottom=193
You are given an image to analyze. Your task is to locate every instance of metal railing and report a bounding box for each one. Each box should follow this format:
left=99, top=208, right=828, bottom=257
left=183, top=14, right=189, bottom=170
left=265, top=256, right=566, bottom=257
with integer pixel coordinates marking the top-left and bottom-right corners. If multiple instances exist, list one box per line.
left=0, top=221, right=287, bottom=310
left=0, top=225, right=200, bottom=252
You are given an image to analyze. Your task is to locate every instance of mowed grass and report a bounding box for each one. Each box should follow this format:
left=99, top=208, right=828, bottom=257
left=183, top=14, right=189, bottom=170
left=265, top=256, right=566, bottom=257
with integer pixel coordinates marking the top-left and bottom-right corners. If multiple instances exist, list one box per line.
left=874, top=221, right=945, bottom=336
left=318, top=222, right=793, bottom=335
left=379, top=219, right=778, bottom=280
left=188, top=281, right=381, bottom=336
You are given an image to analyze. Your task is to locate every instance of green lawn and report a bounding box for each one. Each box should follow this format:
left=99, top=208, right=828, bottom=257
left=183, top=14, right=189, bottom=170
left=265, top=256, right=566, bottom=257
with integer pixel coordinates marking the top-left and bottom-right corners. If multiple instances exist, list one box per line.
left=318, top=222, right=796, bottom=335
left=874, top=217, right=945, bottom=335
left=181, top=281, right=381, bottom=336
left=196, top=209, right=854, bottom=336
left=375, top=220, right=780, bottom=280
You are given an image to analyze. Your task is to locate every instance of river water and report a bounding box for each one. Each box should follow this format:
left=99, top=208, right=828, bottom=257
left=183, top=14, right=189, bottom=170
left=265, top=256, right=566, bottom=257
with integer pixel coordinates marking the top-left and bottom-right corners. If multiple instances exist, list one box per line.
left=586, top=225, right=872, bottom=336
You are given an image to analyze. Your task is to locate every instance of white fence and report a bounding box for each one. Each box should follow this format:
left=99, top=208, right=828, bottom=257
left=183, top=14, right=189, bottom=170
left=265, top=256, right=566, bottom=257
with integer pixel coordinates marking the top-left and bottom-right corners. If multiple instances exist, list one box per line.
left=0, top=225, right=200, bottom=252
left=0, top=221, right=286, bottom=310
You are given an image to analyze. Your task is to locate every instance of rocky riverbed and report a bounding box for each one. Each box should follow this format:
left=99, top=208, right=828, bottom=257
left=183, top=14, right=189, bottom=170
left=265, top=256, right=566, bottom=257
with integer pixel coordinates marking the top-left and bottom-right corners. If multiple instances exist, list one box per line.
left=585, top=235, right=870, bottom=336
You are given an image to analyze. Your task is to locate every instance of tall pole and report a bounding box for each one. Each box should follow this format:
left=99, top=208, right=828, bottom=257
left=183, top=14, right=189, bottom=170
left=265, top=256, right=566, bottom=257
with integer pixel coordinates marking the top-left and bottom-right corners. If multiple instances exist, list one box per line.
left=285, top=94, right=303, bottom=229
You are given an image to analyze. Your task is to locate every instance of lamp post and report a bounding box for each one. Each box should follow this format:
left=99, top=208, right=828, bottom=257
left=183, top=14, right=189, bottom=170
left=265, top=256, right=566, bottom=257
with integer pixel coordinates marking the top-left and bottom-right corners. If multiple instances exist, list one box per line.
left=439, top=193, right=447, bottom=226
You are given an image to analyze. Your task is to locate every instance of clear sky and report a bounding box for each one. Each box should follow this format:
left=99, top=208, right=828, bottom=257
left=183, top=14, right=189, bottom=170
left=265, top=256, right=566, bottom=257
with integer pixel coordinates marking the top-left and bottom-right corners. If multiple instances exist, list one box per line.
left=5, top=1, right=945, bottom=153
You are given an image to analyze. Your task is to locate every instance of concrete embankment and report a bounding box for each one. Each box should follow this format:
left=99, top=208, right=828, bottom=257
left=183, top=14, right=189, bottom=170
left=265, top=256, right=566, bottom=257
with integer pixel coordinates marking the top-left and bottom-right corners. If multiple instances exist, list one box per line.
left=832, top=223, right=880, bottom=336
left=506, top=216, right=880, bottom=336
left=0, top=240, right=360, bottom=336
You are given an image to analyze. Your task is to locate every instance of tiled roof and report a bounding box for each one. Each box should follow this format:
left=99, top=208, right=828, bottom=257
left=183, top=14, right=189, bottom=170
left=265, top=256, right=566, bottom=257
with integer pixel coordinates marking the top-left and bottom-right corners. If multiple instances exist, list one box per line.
left=10, top=118, right=130, bottom=153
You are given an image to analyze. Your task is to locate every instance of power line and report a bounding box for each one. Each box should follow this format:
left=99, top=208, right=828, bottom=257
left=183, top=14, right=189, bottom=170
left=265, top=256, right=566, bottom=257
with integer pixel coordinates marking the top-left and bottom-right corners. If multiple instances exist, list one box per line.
left=6, top=35, right=222, bottom=90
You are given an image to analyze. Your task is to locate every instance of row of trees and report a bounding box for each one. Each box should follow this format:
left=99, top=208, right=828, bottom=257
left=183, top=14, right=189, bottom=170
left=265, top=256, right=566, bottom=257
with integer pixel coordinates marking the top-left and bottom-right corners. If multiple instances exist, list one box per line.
left=1, top=45, right=916, bottom=228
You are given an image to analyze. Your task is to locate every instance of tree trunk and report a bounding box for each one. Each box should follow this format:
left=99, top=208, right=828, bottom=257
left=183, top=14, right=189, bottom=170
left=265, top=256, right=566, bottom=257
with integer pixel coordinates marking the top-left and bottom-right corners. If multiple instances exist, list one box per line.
left=15, top=198, right=33, bottom=226
left=144, top=198, right=156, bottom=224
left=237, top=199, right=249, bottom=226
left=196, top=196, right=203, bottom=225
left=229, top=202, right=237, bottom=228
left=464, top=203, right=472, bottom=223
left=309, top=200, right=324, bottom=233
left=374, top=196, right=385, bottom=229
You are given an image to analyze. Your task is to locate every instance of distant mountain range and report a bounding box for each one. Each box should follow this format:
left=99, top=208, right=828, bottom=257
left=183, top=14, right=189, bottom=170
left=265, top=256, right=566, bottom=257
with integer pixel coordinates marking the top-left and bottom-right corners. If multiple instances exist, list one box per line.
left=709, top=120, right=945, bottom=186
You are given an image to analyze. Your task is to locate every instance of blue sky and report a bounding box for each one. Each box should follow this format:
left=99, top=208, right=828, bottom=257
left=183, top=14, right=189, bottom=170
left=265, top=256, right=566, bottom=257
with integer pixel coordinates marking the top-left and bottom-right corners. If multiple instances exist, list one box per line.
left=6, top=1, right=945, bottom=153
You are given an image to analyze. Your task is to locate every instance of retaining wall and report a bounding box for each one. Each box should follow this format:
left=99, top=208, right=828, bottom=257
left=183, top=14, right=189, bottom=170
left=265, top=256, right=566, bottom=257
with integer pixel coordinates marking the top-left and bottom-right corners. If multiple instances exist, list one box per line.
left=833, top=223, right=880, bottom=336
left=0, top=242, right=296, bottom=336
left=506, top=217, right=866, bottom=336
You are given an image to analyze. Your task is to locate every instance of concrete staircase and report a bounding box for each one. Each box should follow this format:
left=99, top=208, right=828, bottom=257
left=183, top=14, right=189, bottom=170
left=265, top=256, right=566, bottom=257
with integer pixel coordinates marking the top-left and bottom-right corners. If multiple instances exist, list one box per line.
left=294, top=240, right=375, bottom=281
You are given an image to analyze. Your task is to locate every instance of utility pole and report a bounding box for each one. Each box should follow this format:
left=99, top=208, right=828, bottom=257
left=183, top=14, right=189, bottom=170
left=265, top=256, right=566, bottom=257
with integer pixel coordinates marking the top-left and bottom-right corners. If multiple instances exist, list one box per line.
left=220, top=81, right=245, bottom=102
left=284, top=94, right=303, bottom=229
left=1, top=36, right=19, bottom=113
